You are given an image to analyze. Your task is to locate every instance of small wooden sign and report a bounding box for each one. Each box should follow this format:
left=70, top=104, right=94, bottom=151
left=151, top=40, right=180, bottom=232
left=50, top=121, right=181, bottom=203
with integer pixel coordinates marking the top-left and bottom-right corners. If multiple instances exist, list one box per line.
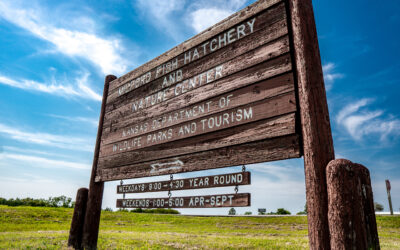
left=116, top=193, right=250, bottom=208
left=117, top=171, right=250, bottom=193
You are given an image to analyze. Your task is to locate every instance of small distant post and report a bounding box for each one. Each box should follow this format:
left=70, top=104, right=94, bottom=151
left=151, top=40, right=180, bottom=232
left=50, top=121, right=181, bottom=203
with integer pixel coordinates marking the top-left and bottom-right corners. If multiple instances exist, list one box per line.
left=386, top=179, right=393, bottom=215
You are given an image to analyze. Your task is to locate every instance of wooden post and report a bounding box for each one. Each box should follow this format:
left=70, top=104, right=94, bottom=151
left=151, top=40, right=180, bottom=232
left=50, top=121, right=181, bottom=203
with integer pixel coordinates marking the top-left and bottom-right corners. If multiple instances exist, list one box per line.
left=326, top=159, right=380, bottom=249
left=68, top=188, right=89, bottom=249
left=82, top=75, right=117, bottom=250
left=287, top=0, right=335, bottom=248
left=386, top=179, right=393, bottom=215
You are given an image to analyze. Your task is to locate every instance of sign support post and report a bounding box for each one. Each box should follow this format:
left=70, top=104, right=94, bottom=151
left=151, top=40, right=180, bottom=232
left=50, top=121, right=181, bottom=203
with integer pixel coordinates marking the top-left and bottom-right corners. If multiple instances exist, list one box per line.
left=288, top=0, right=335, bottom=248
left=81, top=75, right=116, bottom=250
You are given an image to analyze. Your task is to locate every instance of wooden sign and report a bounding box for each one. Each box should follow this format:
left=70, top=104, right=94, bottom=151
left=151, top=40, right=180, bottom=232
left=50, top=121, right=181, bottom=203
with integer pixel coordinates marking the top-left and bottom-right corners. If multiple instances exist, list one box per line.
left=116, top=193, right=250, bottom=208
left=76, top=0, right=343, bottom=249
left=117, top=171, right=250, bottom=193
left=95, top=0, right=301, bottom=182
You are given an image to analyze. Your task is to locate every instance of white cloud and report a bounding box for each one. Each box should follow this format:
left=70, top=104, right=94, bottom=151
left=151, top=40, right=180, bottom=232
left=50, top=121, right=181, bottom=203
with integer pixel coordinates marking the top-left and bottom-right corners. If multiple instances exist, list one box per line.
left=190, top=8, right=233, bottom=33
left=0, top=176, right=88, bottom=200
left=188, top=0, right=247, bottom=33
left=136, top=0, right=185, bottom=40
left=0, top=0, right=128, bottom=75
left=46, top=114, right=98, bottom=127
left=2, top=146, right=69, bottom=158
left=136, top=0, right=247, bottom=39
left=322, top=62, right=344, bottom=91
left=0, top=153, right=90, bottom=170
left=0, top=123, right=93, bottom=152
left=0, top=72, right=101, bottom=101
left=336, top=98, right=400, bottom=141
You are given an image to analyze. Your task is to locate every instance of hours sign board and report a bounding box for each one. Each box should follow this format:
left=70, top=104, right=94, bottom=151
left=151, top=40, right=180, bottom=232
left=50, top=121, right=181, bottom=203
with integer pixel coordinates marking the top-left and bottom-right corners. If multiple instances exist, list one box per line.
left=117, top=172, right=251, bottom=193
left=117, top=193, right=250, bottom=209
left=95, top=0, right=301, bottom=182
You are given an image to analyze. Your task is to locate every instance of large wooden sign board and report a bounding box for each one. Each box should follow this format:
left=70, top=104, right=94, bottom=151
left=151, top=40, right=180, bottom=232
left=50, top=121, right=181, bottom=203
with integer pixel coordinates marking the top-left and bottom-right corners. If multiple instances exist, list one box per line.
left=77, top=0, right=340, bottom=249
left=95, top=0, right=301, bottom=182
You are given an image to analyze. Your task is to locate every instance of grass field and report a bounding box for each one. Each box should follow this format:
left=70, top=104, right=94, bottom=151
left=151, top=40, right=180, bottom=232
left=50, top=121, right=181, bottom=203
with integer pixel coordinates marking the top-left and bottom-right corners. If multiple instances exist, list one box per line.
left=0, top=205, right=399, bottom=249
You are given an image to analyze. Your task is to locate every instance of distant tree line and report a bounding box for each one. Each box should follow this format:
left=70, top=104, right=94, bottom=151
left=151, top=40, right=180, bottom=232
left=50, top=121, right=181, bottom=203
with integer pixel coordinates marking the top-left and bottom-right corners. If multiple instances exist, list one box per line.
left=0, top=196, right=74, bottom=208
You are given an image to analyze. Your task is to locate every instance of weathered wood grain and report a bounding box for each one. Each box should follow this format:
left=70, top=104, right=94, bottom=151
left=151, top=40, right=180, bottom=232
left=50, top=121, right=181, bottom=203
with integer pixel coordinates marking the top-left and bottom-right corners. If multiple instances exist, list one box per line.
left=116, top=193, right=251, bottom=208
left=326, top=159, right=380, bottom=249
left=102, top=73, right=294, bottom=146
left=100, top=91, right=296, bottom=158
left=109, top=0, right=282, bottom=92
left=117, top=172, right=251, bottom=193
left=107, top=3, right=288, bottom=104
left=96, top=134, right=300, bottom=182
left=104, top=36, right=291, bottom=124
left=94, top=0, right=302, bottom=185
left=288, top=0, right=335, bottom=248
left=99, top=111, right=296, bottom=169
left=99, top=93, right=296, bottom=167
left=68, top=188, right=88, bottom=249
left=82, top=75, right=116, bottom=250
left=103, top=53, right=292, bottom=132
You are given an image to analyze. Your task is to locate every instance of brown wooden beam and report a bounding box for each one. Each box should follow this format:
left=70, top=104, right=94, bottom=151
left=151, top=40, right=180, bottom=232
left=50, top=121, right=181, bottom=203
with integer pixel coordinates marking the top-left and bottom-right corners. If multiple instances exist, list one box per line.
left=68, top=188, right=88, bottom=249
left=326, top=159, right=380, bottom=249
left=287, top=0, right=335, bottom=249
left=81, top=75, right=116, bottom=250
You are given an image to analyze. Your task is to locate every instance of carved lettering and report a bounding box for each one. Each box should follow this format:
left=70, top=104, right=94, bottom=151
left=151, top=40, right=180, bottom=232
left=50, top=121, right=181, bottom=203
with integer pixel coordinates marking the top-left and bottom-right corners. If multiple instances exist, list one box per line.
left=116, top=17, right=257, bottom=95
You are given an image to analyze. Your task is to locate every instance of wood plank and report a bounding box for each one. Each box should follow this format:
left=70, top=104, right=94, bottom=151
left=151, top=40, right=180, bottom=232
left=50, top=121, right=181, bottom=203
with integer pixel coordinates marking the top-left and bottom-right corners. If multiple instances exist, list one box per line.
left=104, top=36, right=291, bottom=124
left=288, top=0, right=335, bottom=248
left=109, top=0, right=282, bottom=92
left=99, top=112, right=296, bottom=168
left=116, top=193, right=250, bottom=208
left=99, top=92, right=296, bottom=161
left=117, top=172, right=251, bottom=193
left=96, top=134, right=300, bottom=182
left=101, top=88, right=296, bottom=156
left=104, top=54, right=292, bottom=136
left=108, top=4, right=287, bottom=103
left=104, top=54, right=292, bottom=133
left=102, top=73, right=294, bottom=146
left=82, top=75, right=115, bottom=249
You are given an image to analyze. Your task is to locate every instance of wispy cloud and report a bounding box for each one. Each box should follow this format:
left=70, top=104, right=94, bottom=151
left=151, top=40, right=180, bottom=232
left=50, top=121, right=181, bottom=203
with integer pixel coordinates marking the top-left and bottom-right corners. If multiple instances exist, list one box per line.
left=2, top=146, right=68, bottom=158
left=0, top=0, right=128, bottom=75
left=190, top=8, right=233, bottom=33
left=46, top=114, right=98, bottom=127
left=0, top=123, right=93, bottom=152
left=0, top=153, right=90, bottom=170
left=0, top=72, right=101, bottom=101
left=136, top=0, right=247, bottom=39
left=188, top=0, right=247, bottom=33
left=336, top=98, right=400, bottom=141
left=136, top=0, right=185, bottom=40
left=322, top=63, right=344, bottom=91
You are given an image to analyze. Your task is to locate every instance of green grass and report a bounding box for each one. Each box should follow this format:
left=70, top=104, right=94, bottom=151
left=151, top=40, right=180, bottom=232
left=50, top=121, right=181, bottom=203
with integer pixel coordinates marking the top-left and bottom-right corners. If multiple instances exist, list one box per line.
left=0, top=205, right=399, bottom=249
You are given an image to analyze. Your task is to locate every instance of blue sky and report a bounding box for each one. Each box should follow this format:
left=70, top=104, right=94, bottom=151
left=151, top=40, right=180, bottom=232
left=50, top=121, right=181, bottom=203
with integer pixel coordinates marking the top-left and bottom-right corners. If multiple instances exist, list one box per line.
left=0, top=0, right=399, bottom=215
